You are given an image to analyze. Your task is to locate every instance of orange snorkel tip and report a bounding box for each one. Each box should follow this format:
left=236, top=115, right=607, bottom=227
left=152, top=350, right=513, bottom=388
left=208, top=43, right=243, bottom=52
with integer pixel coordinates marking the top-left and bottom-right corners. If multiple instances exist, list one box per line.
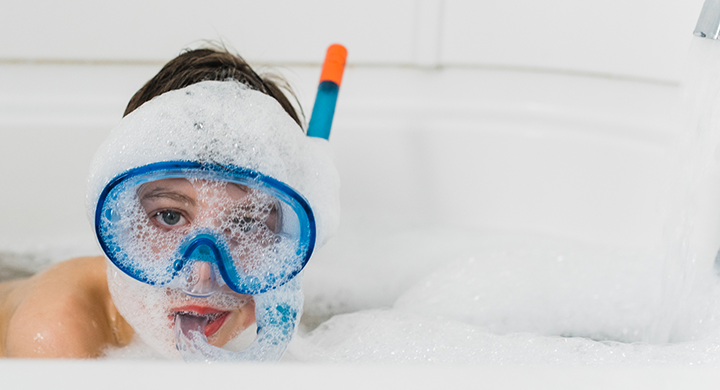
left=319, top=44, right=348, bottom=86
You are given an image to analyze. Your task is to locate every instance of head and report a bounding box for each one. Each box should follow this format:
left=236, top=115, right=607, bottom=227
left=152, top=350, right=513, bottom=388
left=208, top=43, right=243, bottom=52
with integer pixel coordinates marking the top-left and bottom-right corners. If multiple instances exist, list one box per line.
left=88, top=48, right=340, bottom=359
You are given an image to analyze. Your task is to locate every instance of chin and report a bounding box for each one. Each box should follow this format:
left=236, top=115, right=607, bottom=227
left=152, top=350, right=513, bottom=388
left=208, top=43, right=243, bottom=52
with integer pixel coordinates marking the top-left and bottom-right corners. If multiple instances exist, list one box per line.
left=106, top=262, right=253, bottom=359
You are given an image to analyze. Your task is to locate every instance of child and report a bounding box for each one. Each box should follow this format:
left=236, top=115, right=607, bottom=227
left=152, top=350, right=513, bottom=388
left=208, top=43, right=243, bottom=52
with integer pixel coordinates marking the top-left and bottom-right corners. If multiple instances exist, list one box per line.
left=0, top=47, right=340, bottom=360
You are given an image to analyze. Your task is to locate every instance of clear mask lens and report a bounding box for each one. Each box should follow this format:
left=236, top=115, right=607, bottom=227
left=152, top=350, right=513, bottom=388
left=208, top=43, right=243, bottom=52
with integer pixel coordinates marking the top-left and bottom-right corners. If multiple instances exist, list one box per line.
left=96, top=162, right=315, bottom=295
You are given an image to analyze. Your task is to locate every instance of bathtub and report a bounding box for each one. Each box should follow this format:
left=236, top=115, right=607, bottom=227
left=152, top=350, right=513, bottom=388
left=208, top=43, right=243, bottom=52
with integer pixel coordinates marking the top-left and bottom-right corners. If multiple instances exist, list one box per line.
left=0, top=59, right=705, bottom=388
left=2, top=0, right=719, bottom=388
left=4, top=360, right=720, bottom=389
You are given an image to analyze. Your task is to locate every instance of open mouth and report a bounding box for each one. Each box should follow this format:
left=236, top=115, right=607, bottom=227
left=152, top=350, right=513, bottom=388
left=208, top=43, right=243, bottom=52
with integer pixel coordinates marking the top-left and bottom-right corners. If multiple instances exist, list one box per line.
left=172, top=306, right=230, bottom=338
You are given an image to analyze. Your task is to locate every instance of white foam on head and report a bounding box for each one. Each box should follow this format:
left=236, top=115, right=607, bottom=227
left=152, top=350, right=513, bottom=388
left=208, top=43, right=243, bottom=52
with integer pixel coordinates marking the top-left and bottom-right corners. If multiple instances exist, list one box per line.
left=86, top=80, right=340, bottom=248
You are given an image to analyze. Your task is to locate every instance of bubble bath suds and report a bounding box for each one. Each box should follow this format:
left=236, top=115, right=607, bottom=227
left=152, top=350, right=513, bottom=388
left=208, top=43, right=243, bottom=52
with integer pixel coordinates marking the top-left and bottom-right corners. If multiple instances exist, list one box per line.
left=283, top=37, right=720, bottom=366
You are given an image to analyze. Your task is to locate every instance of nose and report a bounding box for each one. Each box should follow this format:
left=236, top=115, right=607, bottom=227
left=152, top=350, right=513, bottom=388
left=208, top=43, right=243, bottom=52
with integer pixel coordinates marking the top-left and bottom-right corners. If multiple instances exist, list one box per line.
left=179, top=235, right=227, bottom=298
left=183, top=260, right=220, bottom=298
left=183, top=251, right=222, bottom=298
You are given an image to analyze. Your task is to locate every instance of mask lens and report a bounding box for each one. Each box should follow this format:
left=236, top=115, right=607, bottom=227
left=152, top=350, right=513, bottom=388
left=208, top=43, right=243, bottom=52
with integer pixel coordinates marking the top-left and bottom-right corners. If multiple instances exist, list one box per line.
left=96, top=163, right=315, bottom=294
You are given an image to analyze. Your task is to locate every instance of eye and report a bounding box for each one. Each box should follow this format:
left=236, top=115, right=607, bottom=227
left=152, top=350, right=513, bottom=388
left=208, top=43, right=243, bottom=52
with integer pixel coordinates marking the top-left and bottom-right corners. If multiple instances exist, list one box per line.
left=154, top=210, right=187, bottom=227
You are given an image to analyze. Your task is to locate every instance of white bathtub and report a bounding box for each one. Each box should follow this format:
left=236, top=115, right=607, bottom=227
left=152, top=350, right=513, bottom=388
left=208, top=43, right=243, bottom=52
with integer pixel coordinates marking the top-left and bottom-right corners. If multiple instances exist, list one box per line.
left=4, top=360, right=720, bottom=389
left=0, top=60, right=698, bottom=385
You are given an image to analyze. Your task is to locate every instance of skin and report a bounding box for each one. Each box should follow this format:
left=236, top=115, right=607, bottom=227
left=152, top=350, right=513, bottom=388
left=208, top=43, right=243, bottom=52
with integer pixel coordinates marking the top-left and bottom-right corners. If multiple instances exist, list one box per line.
left=0, top=256, right=131, bottom=358
left=0, top=177, right=264, bottom=358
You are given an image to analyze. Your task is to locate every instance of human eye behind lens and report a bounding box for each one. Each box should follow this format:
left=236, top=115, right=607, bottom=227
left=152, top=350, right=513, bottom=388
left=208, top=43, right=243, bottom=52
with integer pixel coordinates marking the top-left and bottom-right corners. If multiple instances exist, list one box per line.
left=151, top=209, right=189, bottom=228
left=138, top=179, right=197, bottom=230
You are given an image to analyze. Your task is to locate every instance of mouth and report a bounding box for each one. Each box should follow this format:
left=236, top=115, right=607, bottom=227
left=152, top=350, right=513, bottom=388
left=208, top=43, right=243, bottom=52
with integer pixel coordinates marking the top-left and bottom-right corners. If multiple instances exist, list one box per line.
left=172, top=305, right=230, bottom=338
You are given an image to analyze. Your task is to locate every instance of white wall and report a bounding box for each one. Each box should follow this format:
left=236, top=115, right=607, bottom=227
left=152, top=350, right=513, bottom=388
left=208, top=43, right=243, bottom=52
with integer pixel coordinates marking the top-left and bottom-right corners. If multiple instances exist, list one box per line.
left=0, top=0, right=706, bottom=81
left=0, top=0, right=708, bottom=253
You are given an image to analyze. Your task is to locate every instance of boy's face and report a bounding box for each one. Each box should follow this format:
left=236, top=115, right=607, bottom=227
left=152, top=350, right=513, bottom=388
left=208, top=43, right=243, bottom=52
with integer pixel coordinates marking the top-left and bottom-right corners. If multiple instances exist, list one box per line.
left=108, top=177, right=283, bottom=357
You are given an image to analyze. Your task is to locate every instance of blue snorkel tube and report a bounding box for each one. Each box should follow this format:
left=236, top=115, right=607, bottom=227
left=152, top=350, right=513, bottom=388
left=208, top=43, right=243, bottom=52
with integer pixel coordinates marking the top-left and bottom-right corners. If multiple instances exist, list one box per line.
left=175, top=44, right=347, bottom=363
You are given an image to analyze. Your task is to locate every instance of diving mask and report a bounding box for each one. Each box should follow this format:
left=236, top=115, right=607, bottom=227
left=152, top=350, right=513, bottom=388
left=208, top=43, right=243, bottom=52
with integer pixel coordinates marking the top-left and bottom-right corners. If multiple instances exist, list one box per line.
left=96, top=161, right=315, bottom=296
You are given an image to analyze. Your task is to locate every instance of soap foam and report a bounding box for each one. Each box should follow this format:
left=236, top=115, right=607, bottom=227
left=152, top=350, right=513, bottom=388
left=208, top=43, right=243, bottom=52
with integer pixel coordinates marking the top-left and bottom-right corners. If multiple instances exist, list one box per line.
left=287, top=230, right=720, bottom=365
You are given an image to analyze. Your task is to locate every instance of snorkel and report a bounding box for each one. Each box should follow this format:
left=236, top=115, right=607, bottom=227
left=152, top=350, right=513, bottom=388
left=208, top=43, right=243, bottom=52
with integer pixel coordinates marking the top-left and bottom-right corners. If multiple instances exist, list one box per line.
left=307, top=44, right=347, bottom=140
left=88, top=45, right=346, bottom=362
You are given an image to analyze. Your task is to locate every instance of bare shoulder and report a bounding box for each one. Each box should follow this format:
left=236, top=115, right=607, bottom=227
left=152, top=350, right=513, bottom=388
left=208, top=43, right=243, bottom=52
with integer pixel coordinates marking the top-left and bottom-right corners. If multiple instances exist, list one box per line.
left=2, top=256, right=130, bottom=358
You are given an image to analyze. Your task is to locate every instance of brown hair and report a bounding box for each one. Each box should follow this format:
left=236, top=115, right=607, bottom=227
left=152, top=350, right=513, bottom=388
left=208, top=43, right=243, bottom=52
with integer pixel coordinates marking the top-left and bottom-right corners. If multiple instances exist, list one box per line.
left=123, top=48, right=303, bottom=128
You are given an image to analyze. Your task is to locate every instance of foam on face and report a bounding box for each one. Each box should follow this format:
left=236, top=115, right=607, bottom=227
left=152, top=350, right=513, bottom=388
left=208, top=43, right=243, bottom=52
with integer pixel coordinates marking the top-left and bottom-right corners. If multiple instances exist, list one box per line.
left=106, top=262, right=252, bottom=358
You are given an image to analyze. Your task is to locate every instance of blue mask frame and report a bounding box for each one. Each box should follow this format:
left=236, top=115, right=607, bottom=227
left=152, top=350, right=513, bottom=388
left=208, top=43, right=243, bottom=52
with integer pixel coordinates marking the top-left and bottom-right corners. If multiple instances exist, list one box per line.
left=95, top=161, right=316, bottom=295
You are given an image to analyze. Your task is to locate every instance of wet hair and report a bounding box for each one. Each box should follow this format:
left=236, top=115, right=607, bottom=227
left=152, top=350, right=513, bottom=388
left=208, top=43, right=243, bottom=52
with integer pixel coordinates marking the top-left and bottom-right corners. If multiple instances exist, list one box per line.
left=123, top=47, right=303, bottom=128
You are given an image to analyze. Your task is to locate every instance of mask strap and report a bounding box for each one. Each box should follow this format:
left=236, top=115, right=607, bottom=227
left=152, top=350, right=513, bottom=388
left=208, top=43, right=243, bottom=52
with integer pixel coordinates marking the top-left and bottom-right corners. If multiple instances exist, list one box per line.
left=175, top=274, right=303, bottom=362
